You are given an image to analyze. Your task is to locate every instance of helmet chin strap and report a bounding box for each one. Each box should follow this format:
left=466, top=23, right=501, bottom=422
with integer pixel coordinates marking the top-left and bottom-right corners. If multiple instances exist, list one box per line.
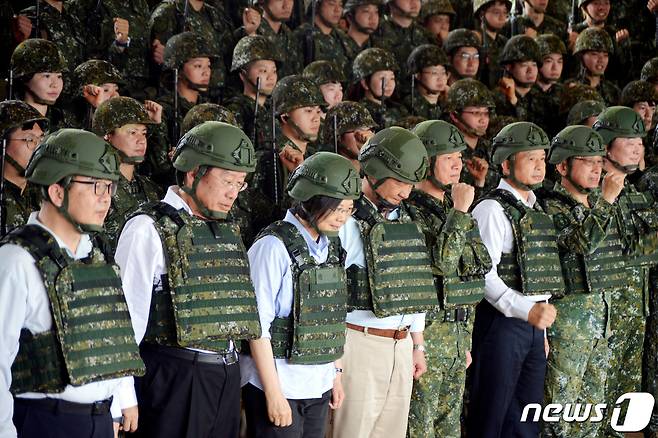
left=26, top=87, right=56, bottom=106
left=116, top=149, right=145, bottom=164
left=368, top=176, right=399, bottom=210
left=349, top=13, right=377, bottom=34
left=507, top=156, right=542, bottom=191
left=565, top=159, right=594, bottom=194
left=389, top=1, right=415, bottom=19
left=418, top=77, right=442, bottom=96
left=429, top=157, right=452, bottom=192
left=286, top=116, right=317, bottom=142
left=605, top=154, right=638, bottom=174
left=48, top=178, right=103, bottom=233
left=5, top=154, right=26, bottom=176
left=180, top=166, right=229, bottom=220
left=453, top=112, right=486, bottom=138
left=181, top=73, right=209, bottom=92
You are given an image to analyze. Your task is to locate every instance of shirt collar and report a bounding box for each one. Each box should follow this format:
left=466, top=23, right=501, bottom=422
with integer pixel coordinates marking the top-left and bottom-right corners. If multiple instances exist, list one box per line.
left=498, top=178, right=536, bottom=208
left=164, top=186, right=194, bottom=214
left=27, top=212, right=92, bottom=259
left=284, top=210, right=329, bottom=253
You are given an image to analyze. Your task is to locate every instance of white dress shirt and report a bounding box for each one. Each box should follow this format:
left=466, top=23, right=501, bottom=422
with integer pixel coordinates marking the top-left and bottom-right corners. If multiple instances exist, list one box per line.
left=240, top=210, right=336, bottom=400
left=338, top=201, right=425, bottom=332
left=0, top=213, right=135, bottom=438
left=115, top=186, right=232, bottom=353
left=471, top=179, right=552, bottom=321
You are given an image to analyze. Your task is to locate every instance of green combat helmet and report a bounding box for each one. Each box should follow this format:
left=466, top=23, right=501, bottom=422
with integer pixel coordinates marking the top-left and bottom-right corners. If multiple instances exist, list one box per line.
left=559, top=83, right=603, bottom=115
left=621, top=80, right=658, bottom=107
left=412, top=119, right=467, bottom=191
left=473, top=0, right=511, bottom=15
left=173, top=121, right=256, bottom=219
left=352, top=48, right=398, bottom=82
left=10, top=38, right=67, bottom=81
left=567, top=99, right=606, bottom=126
left=535, top=33, right=567, bottom=58
left=0, top=100, right=49, bottom=174
left=163, top=31, right=217, bottom=71
left=499, top=35, right=541, bottom=66
left=548, top=125, right=605, bottom=193
left=593, top=106, right=645, bottom=173
left=181, top=103, right=238, bottom=135
left=419, top=0, right=455, bottom=23
left=344, top=0, right=383, bottom=14
left=273, top=75, right=326, bottom=116
left=24, top=128, right=121, bottom=232
left=492, top=121, right=550, bottom=190
left=303, top=60, right=346, bottom=86
left=407, top=44, right=450, bottom=75
left=231, top=35, right=279, bottom=73
left=443, top=29, right=481, bottom=56
left=573, top=27, right=613, bottom=56
left=92, top=97, right=156, bottom=163
left=73, top=60, right=124, bottom=92
left=445, top=78, right=495, bottom=113
left=640, top=58, right=658, bottom=83
left=322, top=100, right=376, bottom=150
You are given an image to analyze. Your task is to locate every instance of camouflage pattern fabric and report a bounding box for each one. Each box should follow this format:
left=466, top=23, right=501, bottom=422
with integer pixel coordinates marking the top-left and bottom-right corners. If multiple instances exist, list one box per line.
left=527, top=83, right=564, bottom=138
left=512, top=15, right=567, bottom=42
left=293, top=23, right=352, bottom=80
left=256, top=19, right=304, bottom=78
left=181, top=103, right=238, bottom=134
left=479, top=32, right=507, bottom=89
left=371, top=16, right=434, bottom=74
left=0, top=180, right=39, bottom=237
left=459, top=138, right=500, bottom=200
left=227, top=187, right=273, bottom=248
left=359, top=97, right=408, bottom=131
left=572, top=75, right=621, bottom=108
left=225, top=93, right=277, bottom=151
left=403, top=87, right=443, bottom=120
left=341, top=32, right=376, bottom=68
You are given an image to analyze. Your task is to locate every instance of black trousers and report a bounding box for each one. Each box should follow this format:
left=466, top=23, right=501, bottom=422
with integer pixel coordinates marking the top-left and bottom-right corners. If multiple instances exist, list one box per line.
left=13, top=398, right=113, bottom=438
left=467, top=300, right=546, bottom=438
left=134, top=346, right=241, bottom=438
left=242, top=383, right=331, bottom=438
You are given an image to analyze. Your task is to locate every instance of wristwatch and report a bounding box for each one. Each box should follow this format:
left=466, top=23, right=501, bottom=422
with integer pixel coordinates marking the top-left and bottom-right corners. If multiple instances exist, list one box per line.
left=413, top=344, right=426, bottom=352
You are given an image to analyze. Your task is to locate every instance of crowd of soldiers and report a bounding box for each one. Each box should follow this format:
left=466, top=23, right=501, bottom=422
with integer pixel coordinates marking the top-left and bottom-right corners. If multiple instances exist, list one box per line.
left=2, top=0, right=658, bottom=437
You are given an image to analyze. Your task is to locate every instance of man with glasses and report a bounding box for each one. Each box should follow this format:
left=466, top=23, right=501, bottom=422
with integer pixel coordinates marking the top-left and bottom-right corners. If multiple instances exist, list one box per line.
left=0, top=128, right=144, bottom=438
left=404, top=44, right=450, bottom=120
left=0, top=100, right=48, bottom=236
left=473, top=0, right=510, bottom=88
left=115, top=121, right=261, bottom=438
left=443, top=29, right=481, bottom=86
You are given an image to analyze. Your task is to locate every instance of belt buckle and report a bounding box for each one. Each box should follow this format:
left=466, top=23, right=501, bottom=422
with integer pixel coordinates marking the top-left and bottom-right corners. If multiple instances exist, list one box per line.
left=222, top=350, right=239, bottom=365
left=394, top=326, right=407, bottom=339
left=91, top=400, right=107, bottom=415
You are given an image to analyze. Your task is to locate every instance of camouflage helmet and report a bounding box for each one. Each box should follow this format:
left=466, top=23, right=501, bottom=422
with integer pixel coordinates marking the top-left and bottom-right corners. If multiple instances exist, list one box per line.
left=344, top=0, right=382, bottom=14
left=593, top=106, right=646, bottom=144
left=352, top=48, right=398, bottom=82
left=11, top=38, right=66, bottom=80
left=535, top=33, right=567, bottom=58
left=73, top=60, right=123, bottom=91
left=548, top=125, right=605, bottom=164
left=559, top=82, right=604, bottom=115
left=92, top=97, right=155, bottom=136
left=231, top=35, right=279, bottom=72
left=492, top=121, right=550, bottom=164
left=621, top=80, right=658, bottom=107
left=322, top=100, right=376, bottom=144
left=567, top=100, right=606, bottom=126
left=499, top=35, right=541, bottom=65
left=443, top=28, right=481, bottom=55
left=287, top=152, right=361, bottom=201
left=573, top=27, right=613, bottom=56
left=0, top=100, right=49, bottom=140
left=473, top=0, right=511, bottom=15
left=419, top=0, right=456, bottom=22
left=272, top=75, right=326, bottom=116
left=25, top=129, right=120, bottom=185
left=359, top=127, right=429, bottom=184
left=640, top=57, right=658, bottom=83
left=163, top=32, right=217, bottom=70
left=407, top=44, right=450, bottom=75
left=303, top=60, right=346, bottom=85
left=412, top=120, right=467, bottom=157
left=446, top=78, right=495, bottom=112
left=181, top=103, right=238, bottom=135
left=578, top=0, right=593, bottom=6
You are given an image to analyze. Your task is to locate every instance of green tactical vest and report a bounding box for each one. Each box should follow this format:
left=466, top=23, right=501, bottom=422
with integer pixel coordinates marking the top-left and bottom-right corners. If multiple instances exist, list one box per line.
left=256, top=221, right=348, bottom=365
left=406, top=190, right=489, bottom=309
left=347, top=196, right=438, bottom=317
left=483, top=188, right=565, bottom=297
left=4, top=226, right=145, bottom=394
left=137, top=202, right=261, bottom=351
left=615, top=185, right=658, bottom=268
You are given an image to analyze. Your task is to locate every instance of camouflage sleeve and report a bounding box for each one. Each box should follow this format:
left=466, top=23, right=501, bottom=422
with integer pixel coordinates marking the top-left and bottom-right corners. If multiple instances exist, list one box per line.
left=149, top=3, right=177, bottom=44
left=431, top=209, right=473, bottom=276
left=552, top=197, right=614, bottom=255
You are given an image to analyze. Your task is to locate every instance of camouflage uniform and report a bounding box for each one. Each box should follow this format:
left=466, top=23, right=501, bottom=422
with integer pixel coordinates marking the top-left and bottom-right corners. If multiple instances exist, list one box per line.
left=254, top=17, right=303, bottom=78
left=620, top=80, right=658, bottom=169
left=403, top=44, right=449, bottom=120
left=442, top=29, right=487, bottom=84
left=572, top=27, right=621, bottom=107
left=514, top=14, right=566, bottom=42
left=545, top=0, right=570, bottom=23
left=473, top=0, right=511, bottom=89
left=566, top=99, right=606, bottom=126
left=418, top=0, right=455, bottom=45
left=294, top=25, right=351, bottom=80
left=341, top=0, right=382, bottom=64
left=318, top=100, right=376, bottom=156
left=537, top=126, right=616, bottom=438
left=302, top=60, right=346, bottom=150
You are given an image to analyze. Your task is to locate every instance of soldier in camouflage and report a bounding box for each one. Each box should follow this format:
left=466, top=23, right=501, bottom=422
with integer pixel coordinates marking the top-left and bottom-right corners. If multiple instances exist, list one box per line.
left=538, top=125, right=626, bottom=438
left=67, top=59, right=123, bottom=130
left=243, top=151, right=360, bottom=436
left=116, top=121, right=262, bottom=438
left=350, top=47, right=408, bottom=131
left=319, top=100, right=376, bottom=170
left=620, top=80, right=658, bottom=169
left=404, top=44, right=450, bottom=120
left=642, top=58, right=658, bottom=94
left=514, top=0, right=567, bottom=42
left=406, top=120, right=492, bottom=438
left=92, top=96, right=163, bottom=252
left=418, top=0, right=455, bottom=46
left=473, top=0, right=510, bottom=88
left=558, top=81, right=604, bottom=122
left=444, top=78, right=499, bottom=199
left=342, top=0, right=382, bottom=65
left=566, top=99, right=605, bottom=127
left=0, top=99, right=48, bottom=236
left=181, top=103, right=239, bottom=133
left=0, top=128, right=144, bottom=437
left=443, top=29, right=482, bottom=86
left=303, top=60, right=345, bottom=109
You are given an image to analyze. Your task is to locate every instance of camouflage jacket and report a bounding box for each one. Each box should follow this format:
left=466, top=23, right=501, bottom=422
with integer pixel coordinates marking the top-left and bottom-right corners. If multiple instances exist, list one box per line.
left=227, top=187, right=272, bottom=249
left=545, top=0, right=570, bottom=24
left=224, top=93, right=277, bottom=152
left=359, top=97, right=408, bottom=132
left=1, top=179, right=38, bottom=237
left=293, top=23, right=351, bottom=80
left=257, top=19, right=304, bottom=78
left=460, top=137, right=500, bottom=200
left=479, top=31, right=508, bottom=89
left=341, top=32, right=376, bottom=67
left=371, top=16, right=434, bottom=73
left=402, top=87, right=444, bottom=120
left=527, top=83, right=564, bottom=138
left=492, top=87, right=533, bottom=121
left=513, top=15, right=567, bottom=42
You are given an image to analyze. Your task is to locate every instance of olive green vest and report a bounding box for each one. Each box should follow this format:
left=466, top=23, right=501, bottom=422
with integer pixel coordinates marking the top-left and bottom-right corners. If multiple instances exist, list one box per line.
left=484, top=189, right=565, bottom=297
left=406, top=190, right=489, bottom=309
left=4, top=226, right=144, bottom=394
left=137, top=202, right=261, bottom=351
left=347, top=196, right=437, bottom=317
left=257, top=221, right=348, bottom=365
left=616, top=186, right=658, bottom=268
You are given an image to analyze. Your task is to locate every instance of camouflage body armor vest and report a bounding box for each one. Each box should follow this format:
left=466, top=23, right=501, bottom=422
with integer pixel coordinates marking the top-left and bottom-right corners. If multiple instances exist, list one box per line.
left=483, top=189, right=565, bottom=297
left=406, top=190, right=489, bottom=310
left=137, top=202, right=261, bottom=351
left=257, top=221, right=348, bottom=365
left=4, top=225, right=144, bottom=394
left=347, top=196, right=437, bottom=317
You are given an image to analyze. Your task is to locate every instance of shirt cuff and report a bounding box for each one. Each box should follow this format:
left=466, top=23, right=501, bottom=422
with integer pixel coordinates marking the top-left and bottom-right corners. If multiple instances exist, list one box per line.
left=510, top=296, right=536, bottom=322
left=117, top=377, right=137, bottom=409
left=409, top=313, right=426, bottom=332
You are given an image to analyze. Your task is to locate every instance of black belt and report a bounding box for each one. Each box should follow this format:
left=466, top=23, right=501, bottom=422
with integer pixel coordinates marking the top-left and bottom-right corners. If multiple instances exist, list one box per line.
left=15, top=397, right=112, bottom=416
left=444, top=307, right=470, bottom=323
left=149, top=344, right=239, bottom=366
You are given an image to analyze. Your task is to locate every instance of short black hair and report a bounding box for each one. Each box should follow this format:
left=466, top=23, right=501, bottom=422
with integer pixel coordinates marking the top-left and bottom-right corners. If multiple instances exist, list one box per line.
left=292, top=195, right=342, bottom=224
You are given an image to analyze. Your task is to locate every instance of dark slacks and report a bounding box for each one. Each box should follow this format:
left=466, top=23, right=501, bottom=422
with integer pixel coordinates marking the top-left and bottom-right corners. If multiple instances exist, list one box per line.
left=467, top=300, right=546, bottom=438
left=242, top=383, right=332, bottom=438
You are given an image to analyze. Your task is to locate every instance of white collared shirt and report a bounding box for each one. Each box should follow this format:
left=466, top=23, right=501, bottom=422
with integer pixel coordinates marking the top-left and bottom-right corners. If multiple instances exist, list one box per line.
left=471, top=179, right=552, bottom=321
left=240, top=210, right=336, bottom=399
left=0, top=213, right=135, bottom=438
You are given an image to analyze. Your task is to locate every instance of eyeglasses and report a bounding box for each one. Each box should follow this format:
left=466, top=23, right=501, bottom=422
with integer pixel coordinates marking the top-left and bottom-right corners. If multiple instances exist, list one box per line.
left=329, top=207, right=356, bottom=217
left=421, top=69, right=448, bottom=78
left=572, top=157, right=604, bottom=168
left=70, top=180, right=118, bottom=196
left=458, top=52, right=480, bottom=61
left=222, top=179, right=248, bottom=192
left=9, top=134, right=44, bottom=150
left=461, top=109, right=490, bottom=118
left=486, top=9, right=509, bottom=18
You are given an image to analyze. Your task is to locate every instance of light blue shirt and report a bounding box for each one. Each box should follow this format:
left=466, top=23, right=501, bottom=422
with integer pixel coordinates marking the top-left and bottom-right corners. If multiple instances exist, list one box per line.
left=240, top=210, right=336, bottom=399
